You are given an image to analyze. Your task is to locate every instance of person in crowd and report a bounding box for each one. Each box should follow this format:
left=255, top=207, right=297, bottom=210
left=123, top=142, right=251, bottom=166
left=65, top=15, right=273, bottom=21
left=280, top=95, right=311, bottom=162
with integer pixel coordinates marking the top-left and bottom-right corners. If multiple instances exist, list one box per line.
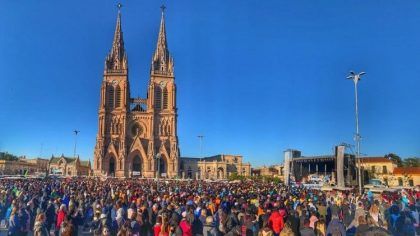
left=8, top=207, right=21, bottom=236
left=300, top=218, right=316, bottom=236
left=203, top=216, right=220, bottom=236
left=326, top=215, right=346, bottom=236
left=33, top=212, right=49, bottom=236
left=179, top=211, right=192, bottom=236
left=315, top=217, right=326, bottom=236
left=154, top=215, right=163, bottom=236
left=102, top=226, right=111, bottom=236
left=355, top=215, right=369, bottom=235
left=59, top=216, right=74, bottom=236
left=55, top=204, right=66, bottom=236
left=309, top=210, right=318, bottom=230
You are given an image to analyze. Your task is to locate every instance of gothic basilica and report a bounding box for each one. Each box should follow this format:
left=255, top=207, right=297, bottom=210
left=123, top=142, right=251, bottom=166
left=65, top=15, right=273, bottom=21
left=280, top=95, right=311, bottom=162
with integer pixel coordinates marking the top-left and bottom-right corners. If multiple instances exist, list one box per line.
left=93, top=7, right=179, bottom=178
left=94, top=7, right=251, bottom=179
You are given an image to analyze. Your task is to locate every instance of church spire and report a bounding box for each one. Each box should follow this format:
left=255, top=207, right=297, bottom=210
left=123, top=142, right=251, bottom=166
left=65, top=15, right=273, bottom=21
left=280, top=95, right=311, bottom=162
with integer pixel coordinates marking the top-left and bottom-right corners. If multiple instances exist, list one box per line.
left=151, top=5, right=174, bottom=76
left=105, top=3, right=127, bottom=72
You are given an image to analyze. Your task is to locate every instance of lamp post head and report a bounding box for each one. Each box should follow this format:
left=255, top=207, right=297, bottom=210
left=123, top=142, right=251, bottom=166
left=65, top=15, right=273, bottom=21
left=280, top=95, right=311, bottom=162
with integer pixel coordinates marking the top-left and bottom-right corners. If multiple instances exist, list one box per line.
left=155, top=153, right=162, bottom=159
left=347, top=71, right=366, bottom=83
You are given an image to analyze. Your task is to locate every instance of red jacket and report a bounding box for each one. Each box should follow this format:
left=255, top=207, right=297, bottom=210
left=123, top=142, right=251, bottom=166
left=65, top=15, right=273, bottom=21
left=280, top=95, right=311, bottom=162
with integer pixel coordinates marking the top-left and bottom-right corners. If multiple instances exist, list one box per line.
left=153, top=224, right=162, bottom=236
left=179, top=219, right=192, bottom=236
left=56, top=210, right=66, bottom=229
left=268, top=211, right=284, bottom=234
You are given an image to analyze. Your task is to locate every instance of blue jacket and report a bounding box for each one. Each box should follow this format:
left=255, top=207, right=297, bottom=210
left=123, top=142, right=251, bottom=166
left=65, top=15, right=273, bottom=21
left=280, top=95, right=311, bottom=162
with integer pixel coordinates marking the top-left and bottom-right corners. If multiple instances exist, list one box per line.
left=8, top=214, right=20, bottom=235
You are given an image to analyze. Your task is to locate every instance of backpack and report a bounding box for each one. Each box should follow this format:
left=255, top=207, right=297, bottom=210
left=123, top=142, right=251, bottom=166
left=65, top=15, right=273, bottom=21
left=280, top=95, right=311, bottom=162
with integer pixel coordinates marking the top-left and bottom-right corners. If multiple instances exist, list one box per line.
left=402, top=217, right=415, bottom=235
left=328, top=221, right=342, bottom=236
left=388, top=214, right=399, bottom=233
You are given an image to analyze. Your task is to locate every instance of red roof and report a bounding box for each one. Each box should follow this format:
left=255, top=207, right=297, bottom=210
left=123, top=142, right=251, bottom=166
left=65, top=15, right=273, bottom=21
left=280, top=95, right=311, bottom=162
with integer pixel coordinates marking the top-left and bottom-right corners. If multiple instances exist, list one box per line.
left=360, top=157, right=392, bottom=163
left=393, top=167, right=420, bottom=175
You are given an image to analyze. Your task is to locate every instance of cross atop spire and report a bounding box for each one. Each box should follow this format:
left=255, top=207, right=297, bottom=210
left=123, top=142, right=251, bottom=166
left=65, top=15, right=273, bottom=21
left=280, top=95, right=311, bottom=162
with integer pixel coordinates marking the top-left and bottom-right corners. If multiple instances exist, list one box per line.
left=105, top=4, right=128, bottom=72
left=151, top=5, right=174, bottom=76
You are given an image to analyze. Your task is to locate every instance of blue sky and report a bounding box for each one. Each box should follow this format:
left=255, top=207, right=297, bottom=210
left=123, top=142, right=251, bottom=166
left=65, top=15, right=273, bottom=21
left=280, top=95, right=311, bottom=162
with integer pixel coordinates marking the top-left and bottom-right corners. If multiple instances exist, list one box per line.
left=0, top=1, right=419, bottom=166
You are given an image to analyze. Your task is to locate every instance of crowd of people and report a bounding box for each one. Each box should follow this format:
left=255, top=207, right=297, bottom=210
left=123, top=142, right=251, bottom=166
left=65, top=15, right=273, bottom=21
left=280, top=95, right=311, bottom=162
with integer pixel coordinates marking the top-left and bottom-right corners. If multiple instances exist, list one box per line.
left=0, top=177, right=418, bottom=236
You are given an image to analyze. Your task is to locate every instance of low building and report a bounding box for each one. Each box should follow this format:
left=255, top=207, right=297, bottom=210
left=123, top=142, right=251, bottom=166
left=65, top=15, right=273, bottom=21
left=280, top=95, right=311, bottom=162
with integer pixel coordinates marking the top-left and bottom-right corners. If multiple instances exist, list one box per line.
left=180, top=154, right=251, bottom=179
left=390, top=167, right=420, bottom=187
left=359, top=157, right=395, bottom=175
left=0, top=157, right=49, bottom=175
left=25, top=158, right=49, bottom=174
left=358, top=157, right=419, bottom=187
left=49, top=155, right=92, bottom=176
left=252, top=165, right=283, bottom=177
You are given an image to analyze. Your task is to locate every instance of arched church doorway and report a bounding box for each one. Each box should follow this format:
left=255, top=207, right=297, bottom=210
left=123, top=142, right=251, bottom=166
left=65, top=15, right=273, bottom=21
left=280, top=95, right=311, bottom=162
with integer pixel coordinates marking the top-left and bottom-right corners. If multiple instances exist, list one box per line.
left=109, top=156, right=116, bottom=176
left=156, top=156, right=167, bottom=177
left=132, top=155, right=142, bottom=176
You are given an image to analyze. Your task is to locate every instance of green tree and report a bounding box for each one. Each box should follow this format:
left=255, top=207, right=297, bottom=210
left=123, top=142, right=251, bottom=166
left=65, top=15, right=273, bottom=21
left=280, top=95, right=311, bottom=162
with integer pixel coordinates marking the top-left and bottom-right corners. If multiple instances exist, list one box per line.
left=385, top=153, right=403, bottom=167
left=228, top=173, right=245, bottom=181
left=403, top=157, right=420, bottom=167
left=0, top=152, right=19, bottom=161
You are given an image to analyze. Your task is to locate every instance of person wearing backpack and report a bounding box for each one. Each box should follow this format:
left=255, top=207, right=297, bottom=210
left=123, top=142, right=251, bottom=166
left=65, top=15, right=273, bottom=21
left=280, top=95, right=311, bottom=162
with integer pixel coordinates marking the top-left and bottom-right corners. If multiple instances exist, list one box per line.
left=387, top=204, right=400, bottom=235
left=326, top=215, right=345, bottom=236
left=395, top=211, right=416, bottom=236
left=202, top=216, right=220, bottom=236
left=300, top=219, right=315, bottom=236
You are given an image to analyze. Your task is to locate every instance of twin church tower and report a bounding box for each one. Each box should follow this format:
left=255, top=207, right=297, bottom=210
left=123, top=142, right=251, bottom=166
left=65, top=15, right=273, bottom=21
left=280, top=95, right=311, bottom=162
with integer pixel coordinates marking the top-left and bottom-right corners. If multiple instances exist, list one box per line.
left=93, top=6, right=179, bottom=178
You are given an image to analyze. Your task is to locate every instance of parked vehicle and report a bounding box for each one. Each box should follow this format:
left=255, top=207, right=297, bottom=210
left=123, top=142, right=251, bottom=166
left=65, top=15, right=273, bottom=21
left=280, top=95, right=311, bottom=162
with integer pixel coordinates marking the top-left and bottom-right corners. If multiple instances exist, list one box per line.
left=364, top=179, right=388, bottom=193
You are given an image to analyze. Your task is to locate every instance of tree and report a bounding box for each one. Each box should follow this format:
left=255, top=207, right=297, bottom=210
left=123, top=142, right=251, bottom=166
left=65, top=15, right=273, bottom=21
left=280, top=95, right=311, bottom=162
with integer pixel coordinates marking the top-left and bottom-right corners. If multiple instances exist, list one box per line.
left=385, top=153, right=403, bottom=167
left=228, top=173, right=245, bottom=181
left=0, top=152, right=19, bottom=161
left=403, top=157, right=420, bottom=167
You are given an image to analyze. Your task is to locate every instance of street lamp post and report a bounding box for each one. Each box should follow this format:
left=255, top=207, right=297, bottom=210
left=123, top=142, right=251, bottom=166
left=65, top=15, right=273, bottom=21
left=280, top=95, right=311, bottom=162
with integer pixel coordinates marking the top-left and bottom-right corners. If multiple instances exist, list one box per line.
left=73, top=130, right=80, bottom=157
left=347, top=71, right=365, bottom=193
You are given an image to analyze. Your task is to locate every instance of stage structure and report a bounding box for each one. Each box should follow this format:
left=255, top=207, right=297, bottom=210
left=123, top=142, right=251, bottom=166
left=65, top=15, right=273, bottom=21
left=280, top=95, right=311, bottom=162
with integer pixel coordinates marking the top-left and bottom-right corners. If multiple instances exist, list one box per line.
left=284, top=145, right=357, bottom=187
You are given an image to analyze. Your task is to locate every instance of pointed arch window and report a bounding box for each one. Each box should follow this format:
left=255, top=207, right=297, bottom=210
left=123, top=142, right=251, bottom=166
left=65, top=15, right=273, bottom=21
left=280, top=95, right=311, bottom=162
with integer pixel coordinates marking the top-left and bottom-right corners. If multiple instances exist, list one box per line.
left=162, top=88, right=168, bottom=109
left=155, top=87, right=162, bottom=109
left=116, top=86, right=122, bottom=108
left=108, top=86, right=114, bottom=109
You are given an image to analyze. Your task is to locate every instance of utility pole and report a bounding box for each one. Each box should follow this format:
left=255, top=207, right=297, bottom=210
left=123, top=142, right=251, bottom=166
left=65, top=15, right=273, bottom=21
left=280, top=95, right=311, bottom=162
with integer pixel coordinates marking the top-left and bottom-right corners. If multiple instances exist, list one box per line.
left=73, top=130, right=80, bottom=158
left=347, top=71, right=365, bottom=193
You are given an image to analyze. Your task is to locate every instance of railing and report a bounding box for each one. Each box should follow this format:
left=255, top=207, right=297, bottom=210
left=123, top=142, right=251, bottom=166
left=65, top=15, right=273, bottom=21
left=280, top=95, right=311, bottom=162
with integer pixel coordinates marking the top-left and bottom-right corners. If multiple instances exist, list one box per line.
left=105, top=68, right=127, bottom=74
left=151, top=70, right=173, bottom=76
left=131, top=97, right=147, bottom=104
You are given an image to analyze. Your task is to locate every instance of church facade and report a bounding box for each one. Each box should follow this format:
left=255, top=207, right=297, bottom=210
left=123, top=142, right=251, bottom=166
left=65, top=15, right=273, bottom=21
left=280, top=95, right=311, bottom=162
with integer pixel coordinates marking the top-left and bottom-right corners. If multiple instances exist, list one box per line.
left=93, top=7, right=179, bottom=178
left=93, top=7, right=252, bottom=179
